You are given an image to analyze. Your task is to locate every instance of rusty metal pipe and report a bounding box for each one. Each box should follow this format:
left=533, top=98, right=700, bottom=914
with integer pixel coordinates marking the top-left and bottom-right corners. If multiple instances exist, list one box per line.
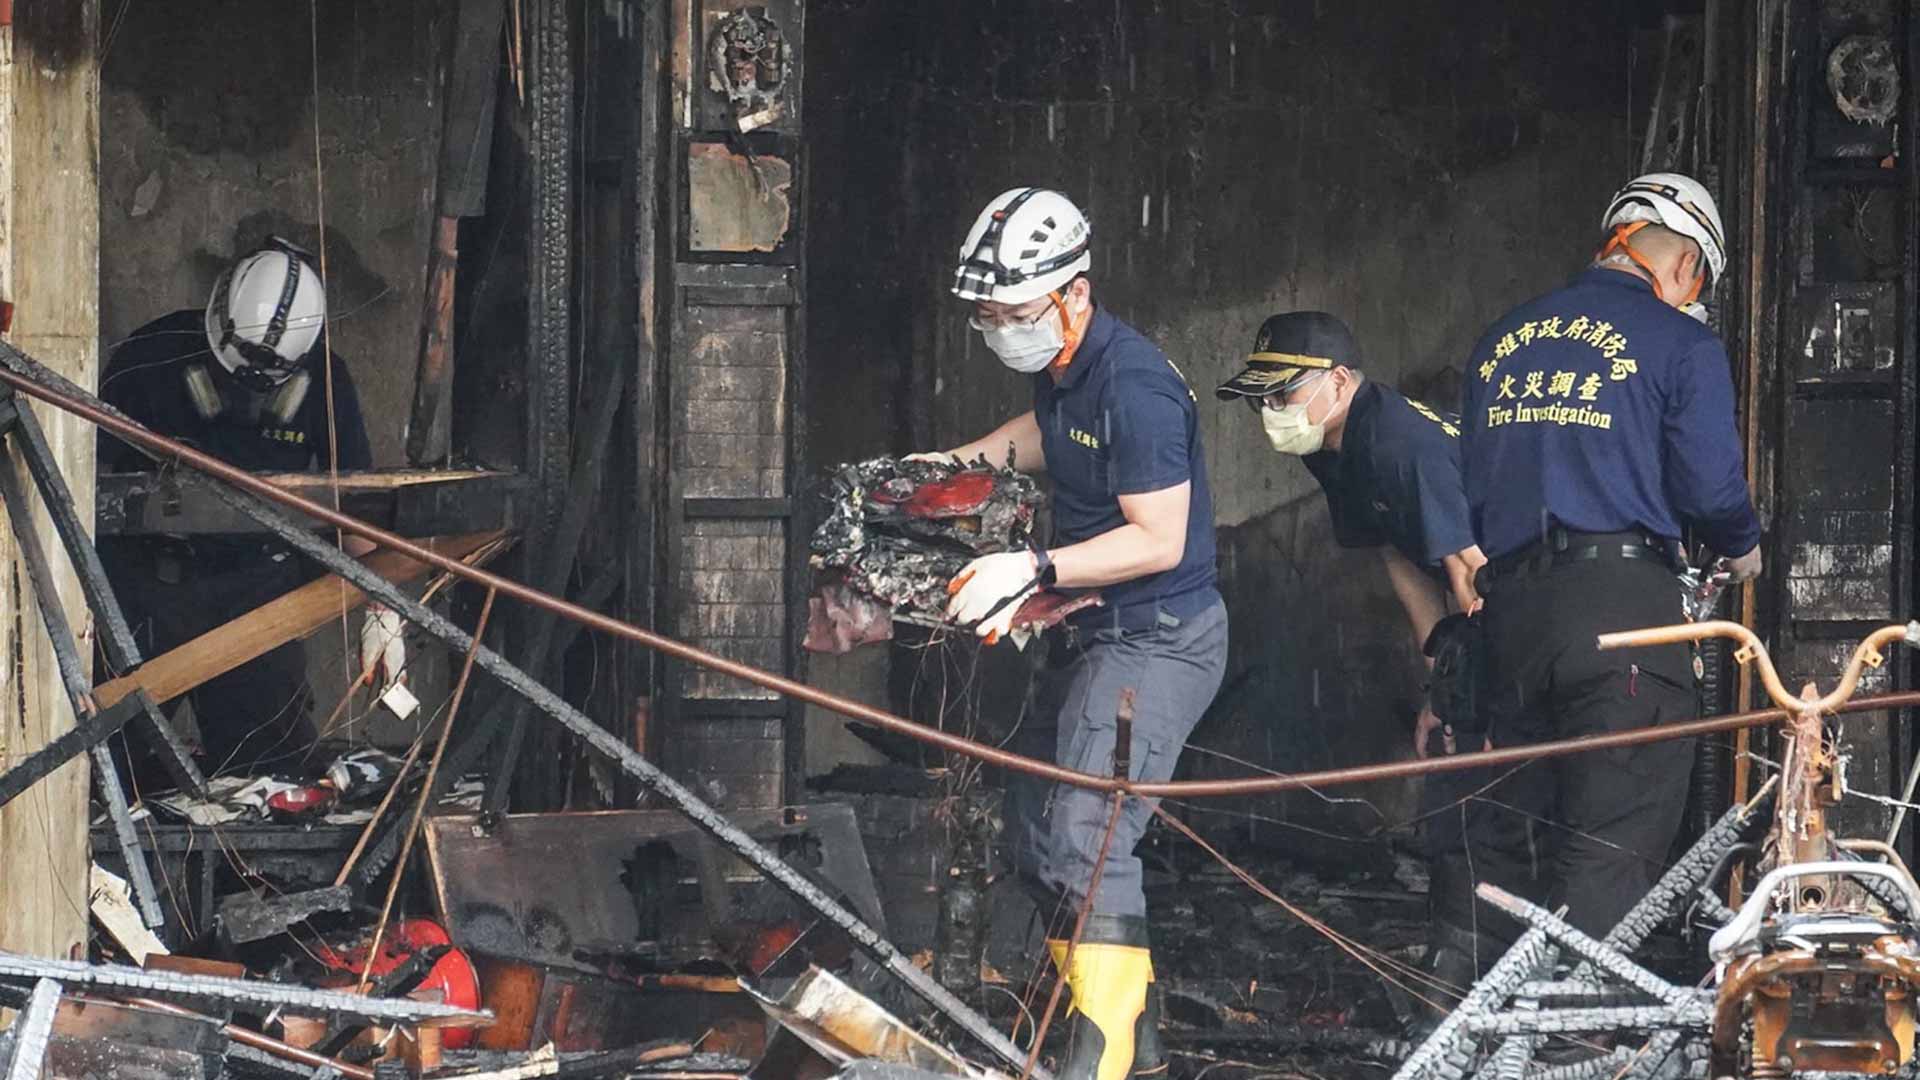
left=4, top=361, right=1920, bottom=799
left=1131, top=690, right=1920, bottom=797
left=0, top=363, right=1115, bottom=791
left=1600, top=620, right=1914, bottom=714
left=125, top=997, right=377, bottom=1080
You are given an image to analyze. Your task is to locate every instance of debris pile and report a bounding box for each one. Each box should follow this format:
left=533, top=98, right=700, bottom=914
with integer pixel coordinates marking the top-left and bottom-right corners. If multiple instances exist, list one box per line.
left=806, top=455, right=1098, bottom=653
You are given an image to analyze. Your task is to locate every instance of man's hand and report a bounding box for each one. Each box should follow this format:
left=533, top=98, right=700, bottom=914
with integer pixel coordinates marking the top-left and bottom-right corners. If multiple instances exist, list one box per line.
left=1415, top=705, right=1454, bottom=759
left=904, top=451, right=962, bottom=466
left=946, top=551, right=1041, bottom=643
left=1725, top=545, right=1762, bottom=583
left=360, top=603, right=407, bottom=690
left=1442, top=546, right=1487, bottom=615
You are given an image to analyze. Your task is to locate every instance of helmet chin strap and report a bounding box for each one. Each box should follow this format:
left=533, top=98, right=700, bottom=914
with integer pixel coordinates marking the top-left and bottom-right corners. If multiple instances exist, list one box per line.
left=1598, top=221, right=1703, bottom=308
left=1046, top=290, right=1092, bottom=373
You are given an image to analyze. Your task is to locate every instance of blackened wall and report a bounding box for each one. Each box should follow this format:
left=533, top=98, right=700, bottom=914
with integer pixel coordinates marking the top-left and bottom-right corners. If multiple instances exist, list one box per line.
left=98, top=0, right=442, bottom=470
left=97, top=0, right=453, bottom=747
left=805, top=1, right=1652, bottom=839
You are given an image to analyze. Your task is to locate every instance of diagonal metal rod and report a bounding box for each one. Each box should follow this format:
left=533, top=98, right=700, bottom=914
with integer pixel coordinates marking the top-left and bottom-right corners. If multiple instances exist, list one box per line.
left=0, top=393, right=203, bottom=795
left=0, top=346, right=1913, bottom=802
left=0, top=951, right=485, bottom=1025
left=0, top=350, right=1043, bottom=1076
left=1022, top=790, right=1126, bottom=1080
left=1476, top=885, right=1692, bottom=1007
left=0, top=445, right=163, bottom=927
left=1464, top=1001, right=1712, bottom=1037
left=0, top=978, right=60, bottom=1080
left=0, top=691, right=141, bottom=809
left=1392, top=928, right=1558, bottom=1080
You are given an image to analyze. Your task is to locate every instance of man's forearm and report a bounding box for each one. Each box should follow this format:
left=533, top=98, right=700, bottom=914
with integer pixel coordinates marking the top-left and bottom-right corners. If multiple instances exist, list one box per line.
left=1050, top=523, right=1184, bottom=589
left=948, top=411, right=1045, bottom=473
left=1381, top=548, right=1447, bottom=652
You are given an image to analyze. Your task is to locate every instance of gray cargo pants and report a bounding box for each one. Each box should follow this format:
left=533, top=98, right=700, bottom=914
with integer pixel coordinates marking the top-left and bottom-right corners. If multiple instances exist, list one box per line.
left=1004, top=596, right=1228, bottom=920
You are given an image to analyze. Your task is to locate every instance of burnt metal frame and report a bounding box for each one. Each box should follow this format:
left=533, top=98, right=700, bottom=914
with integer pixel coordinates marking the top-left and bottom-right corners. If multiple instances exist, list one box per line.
left=1758, top=0, right=1917, bottom=842
left=646, top=0, right=809, bottom=811
left=495, top=0, right=576, bottom=810
left=0, top=394, right=203, bottom=796
left=0, top=953, right=484, bottom=1025
left=0, top=979, right=60, bottom=1080
left=0, top=691, right=143, bottom=811
left=1903, top=0, right=1920, bottom=856
left=623, top=0, right=667, bottom=799
left=94, top=470, right=526, bottom=538
left=0, top=347, right=1038, bottom=1078
left=0, top=388, right=215, bottom=930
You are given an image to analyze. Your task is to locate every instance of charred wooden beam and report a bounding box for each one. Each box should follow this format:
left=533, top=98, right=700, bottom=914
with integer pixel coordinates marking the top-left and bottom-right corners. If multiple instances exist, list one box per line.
left=96, top=470, right=525, bottom=537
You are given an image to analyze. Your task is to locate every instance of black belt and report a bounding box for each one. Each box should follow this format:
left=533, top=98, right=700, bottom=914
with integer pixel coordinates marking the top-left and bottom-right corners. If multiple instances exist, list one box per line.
left=1063, top=587, right=1220, bottom=635
left=1487, top=530, right=1676, bottom=583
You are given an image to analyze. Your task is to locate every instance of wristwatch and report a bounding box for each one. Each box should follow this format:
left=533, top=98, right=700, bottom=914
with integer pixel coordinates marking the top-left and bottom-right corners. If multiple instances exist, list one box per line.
left=1032, top=545, right=1058, bottom=587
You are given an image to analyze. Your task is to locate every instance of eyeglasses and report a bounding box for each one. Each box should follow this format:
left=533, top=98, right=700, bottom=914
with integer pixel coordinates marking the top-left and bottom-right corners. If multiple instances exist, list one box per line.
left=969, top=294, right=1065, bottom=332
left=1241, top=372, right=1327, bottom=413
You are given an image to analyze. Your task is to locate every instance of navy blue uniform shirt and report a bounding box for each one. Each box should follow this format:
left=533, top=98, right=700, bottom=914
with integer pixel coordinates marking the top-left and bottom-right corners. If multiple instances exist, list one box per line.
left=1302, top=381, right=1476, bottom=566
left=100, top=309, right=373, bottom=475
left=1033, top=305, right=1219, bottom=628
left=1460, top=268, right=1759, bottom=560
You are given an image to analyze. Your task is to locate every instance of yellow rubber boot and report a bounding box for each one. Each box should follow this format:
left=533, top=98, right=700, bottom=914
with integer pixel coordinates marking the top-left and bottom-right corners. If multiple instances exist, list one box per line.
left=1046, top=914, right=1153, bottom=1080
left=1134, top=960, right=1167, bottom=1076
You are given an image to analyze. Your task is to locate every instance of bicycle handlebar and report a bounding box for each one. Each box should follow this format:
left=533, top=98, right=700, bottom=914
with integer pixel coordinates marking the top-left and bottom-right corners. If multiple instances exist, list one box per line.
left=1597, top=619, right=1920, bottom=713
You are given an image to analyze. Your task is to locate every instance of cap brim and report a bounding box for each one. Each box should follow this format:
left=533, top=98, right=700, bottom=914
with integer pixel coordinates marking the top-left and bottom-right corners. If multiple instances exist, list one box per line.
left=1214, top=364, right=1303, bottom=400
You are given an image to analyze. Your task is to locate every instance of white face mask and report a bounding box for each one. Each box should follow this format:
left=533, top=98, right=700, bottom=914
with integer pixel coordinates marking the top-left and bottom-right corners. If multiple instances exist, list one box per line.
left=974, top=309, right=1064, bottom=373
left=1261, top=375, right=1343, bottom=455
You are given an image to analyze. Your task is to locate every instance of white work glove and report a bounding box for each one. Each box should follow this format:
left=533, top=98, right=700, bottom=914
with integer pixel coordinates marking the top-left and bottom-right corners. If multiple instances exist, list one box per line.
left=360, top=603, right=407, bottom=690
left=946, top=551, right=1041, bottom=644
left=903, top=450, right=963, bottom=466
left=1724, top=545, right=1763, bottom=584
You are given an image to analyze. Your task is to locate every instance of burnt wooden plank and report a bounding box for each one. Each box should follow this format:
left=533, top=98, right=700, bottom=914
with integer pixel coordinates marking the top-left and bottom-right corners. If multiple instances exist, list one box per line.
left=683, top=362, right=784, bottom=400
left=684, top=603, right=787, bottom=639
left=681, top=500, right=792, bottom=525
left=1785, top=539, right=1894, bottom=620
left=682, top=284, right=797, bottom=307
left=683, top=303, right=787, bottom=346
left=677, top=434, right=785, bottom=469
left=680, top=769, right=786, bottom=810
left=680, top=467, right=785, bottom=498
left=674, top=716, right=784, bottom=739
left=679, top=399, right=785, bottom=435
left=424, top=805, right=878, bottom=968
left=96, top=470, right=526, bottom=537
left=679, top=570, right=783, bottom=603
left=667, top=737, right=785, bottom=775
left=1783, top=399, right=1894, bottom=509
left=675, top=262, right=793, bottom=289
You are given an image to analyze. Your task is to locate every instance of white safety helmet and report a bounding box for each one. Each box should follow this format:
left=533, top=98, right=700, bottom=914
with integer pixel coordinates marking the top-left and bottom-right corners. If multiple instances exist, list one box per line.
left=204, top=239, right=327, bottom=389
left=951, top=187, right=1092, bottom=305
left=1601, top=173, right=1727, bottom=287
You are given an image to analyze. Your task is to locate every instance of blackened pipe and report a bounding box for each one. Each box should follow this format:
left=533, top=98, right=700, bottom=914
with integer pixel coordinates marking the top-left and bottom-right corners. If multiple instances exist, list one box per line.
left=0, top=358, right=1916, bottom=800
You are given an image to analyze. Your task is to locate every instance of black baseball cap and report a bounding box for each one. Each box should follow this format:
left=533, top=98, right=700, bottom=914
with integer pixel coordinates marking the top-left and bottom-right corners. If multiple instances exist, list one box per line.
left=1214, top=311, right=1359, bottom=400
